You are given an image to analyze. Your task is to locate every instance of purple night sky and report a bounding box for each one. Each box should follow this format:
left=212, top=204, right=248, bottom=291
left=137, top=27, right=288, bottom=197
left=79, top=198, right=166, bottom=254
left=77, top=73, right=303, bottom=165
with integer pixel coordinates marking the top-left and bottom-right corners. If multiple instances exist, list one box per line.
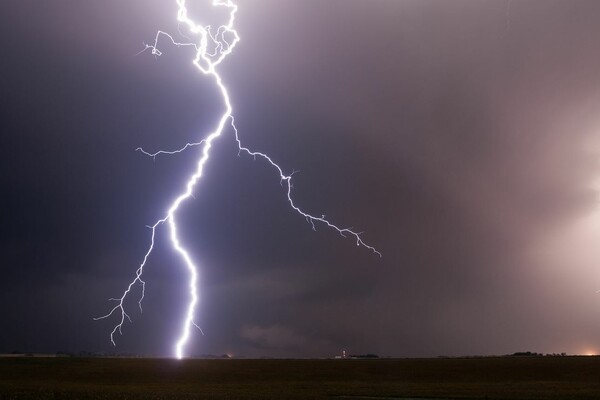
left=2, top=0, right=600, bottom=358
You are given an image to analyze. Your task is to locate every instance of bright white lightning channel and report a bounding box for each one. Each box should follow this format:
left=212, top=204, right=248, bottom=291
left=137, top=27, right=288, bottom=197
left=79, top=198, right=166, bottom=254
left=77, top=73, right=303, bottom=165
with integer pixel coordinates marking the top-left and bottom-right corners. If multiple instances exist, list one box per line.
left=96, top=0, right=380, bottom=360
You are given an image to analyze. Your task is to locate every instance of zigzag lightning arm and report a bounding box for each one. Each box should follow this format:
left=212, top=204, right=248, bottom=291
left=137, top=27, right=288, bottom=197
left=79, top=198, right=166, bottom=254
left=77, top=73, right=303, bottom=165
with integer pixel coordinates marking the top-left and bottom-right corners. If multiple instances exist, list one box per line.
left=230, top=118, right=382, bottom=257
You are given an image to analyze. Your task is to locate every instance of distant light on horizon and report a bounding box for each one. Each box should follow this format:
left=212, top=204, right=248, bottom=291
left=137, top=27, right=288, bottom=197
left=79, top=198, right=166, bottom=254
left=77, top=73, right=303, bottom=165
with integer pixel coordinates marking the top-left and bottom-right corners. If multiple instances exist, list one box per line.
left=583, top=349, right=597, bottom=356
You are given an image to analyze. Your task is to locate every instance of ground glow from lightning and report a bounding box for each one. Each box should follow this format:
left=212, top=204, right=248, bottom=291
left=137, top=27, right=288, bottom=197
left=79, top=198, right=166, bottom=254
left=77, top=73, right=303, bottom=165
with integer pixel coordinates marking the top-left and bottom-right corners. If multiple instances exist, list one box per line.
left=96, top=0, right=380, bottom=360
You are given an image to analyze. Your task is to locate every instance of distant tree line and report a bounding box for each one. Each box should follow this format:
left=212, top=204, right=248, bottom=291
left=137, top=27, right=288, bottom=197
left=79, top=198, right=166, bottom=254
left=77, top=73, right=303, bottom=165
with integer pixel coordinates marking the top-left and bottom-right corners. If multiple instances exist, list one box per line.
left=508, top=351, right=567, bottom=357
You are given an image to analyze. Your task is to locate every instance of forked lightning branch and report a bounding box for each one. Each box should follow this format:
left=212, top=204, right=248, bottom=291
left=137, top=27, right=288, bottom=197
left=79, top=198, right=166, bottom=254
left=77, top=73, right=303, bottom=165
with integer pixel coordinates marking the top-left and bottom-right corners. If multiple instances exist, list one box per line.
left=96, top=0, right=380, bottom=359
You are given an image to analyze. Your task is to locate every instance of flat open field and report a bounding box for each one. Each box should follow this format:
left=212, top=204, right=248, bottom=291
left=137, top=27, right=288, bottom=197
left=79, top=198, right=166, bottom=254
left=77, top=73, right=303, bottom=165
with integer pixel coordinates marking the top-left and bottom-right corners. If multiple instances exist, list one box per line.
left=1, top=356, right=600, bottom=399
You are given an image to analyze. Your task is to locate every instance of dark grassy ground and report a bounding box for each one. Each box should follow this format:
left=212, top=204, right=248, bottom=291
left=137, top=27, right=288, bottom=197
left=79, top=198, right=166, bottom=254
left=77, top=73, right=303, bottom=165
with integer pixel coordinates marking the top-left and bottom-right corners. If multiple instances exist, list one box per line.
left=1, top=356, right=599, bottom=399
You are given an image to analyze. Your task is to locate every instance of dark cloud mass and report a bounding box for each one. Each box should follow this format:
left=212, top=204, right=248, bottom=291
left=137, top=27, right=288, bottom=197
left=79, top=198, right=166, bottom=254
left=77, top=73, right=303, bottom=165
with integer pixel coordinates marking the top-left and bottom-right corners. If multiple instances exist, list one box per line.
left=2, top=0, right=600, bottom=357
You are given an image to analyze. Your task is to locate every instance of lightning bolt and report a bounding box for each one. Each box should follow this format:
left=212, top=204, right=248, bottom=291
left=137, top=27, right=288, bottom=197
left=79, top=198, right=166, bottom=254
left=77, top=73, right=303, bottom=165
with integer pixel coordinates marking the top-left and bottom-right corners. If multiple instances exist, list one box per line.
left=96, top=0, right=380, bottom=360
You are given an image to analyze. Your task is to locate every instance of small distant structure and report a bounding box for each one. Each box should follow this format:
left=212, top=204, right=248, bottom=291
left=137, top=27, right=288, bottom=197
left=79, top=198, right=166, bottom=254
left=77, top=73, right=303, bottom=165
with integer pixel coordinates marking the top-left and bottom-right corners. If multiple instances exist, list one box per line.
left=334, top=350, right=347, bottom=359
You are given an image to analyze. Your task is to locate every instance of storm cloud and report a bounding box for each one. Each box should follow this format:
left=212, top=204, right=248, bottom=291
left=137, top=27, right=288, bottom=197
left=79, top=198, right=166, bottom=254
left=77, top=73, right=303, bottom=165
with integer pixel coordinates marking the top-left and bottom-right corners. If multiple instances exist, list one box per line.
left=2, top=0, right=600, bottom=357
